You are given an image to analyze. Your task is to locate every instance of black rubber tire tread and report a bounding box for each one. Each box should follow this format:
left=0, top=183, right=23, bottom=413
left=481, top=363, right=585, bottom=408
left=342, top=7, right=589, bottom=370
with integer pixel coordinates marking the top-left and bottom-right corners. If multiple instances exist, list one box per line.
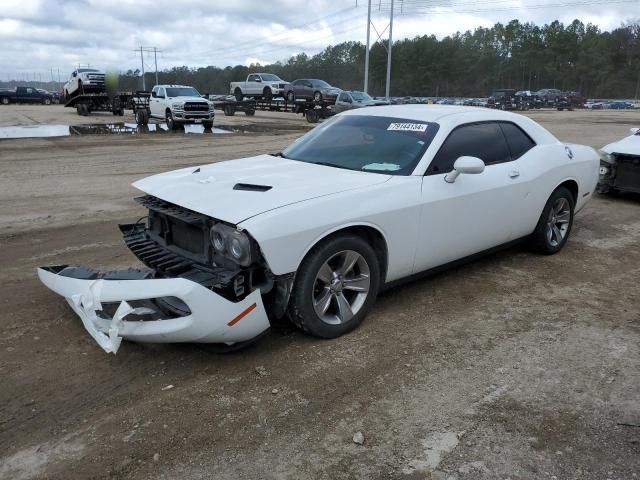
left=529, top=186, right=575, bottom=255
left=234, top=89, right=243, bottom=102
left=245, top=109, right=255, bottom=116
left=287, top=234, right=380, bottom=338
left=166, top=110, right=176, bottom=130
left=202, top=121, right=213, bottom=129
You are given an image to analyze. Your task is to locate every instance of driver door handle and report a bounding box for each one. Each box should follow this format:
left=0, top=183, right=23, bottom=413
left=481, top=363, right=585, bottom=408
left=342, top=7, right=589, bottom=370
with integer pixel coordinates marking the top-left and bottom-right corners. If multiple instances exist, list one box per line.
left=509, top=170, right=520, bottom=178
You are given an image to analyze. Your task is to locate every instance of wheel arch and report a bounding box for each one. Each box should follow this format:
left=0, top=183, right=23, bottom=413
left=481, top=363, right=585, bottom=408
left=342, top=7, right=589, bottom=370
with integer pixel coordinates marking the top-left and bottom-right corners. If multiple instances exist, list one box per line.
left=554, top=178, right=579, bottom=204
left=297, top=223, right=389, bottom=283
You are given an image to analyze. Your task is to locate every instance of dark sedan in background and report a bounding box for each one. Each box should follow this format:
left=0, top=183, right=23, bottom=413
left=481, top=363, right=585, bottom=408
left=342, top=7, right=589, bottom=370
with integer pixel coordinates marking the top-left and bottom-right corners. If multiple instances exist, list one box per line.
left=284, top=79, right=342, bottom=103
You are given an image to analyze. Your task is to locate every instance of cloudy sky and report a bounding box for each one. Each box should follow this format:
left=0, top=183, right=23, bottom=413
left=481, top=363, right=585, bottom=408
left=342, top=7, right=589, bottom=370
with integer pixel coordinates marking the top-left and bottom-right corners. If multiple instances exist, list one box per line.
left=0, top=0, right=637, bottom=82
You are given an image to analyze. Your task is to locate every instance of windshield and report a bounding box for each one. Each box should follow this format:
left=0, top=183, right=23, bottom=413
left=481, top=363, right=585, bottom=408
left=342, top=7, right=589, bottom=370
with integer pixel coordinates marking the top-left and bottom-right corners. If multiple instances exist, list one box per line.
left=351, top=92, right=373, bottom=102
left=78, top=69, right=98, bottom=73
left=311, top=80, right=331, bottom=88
left=166, top=87, right=201, bottom=97
left=261, top=74, right=281, bottom=82
left=281, top=115, right=439, bottom=175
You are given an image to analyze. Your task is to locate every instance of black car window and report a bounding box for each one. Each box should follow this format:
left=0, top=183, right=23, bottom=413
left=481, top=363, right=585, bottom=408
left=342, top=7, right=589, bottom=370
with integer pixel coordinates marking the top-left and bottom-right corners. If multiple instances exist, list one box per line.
left=498, top=122, right=536, bottom=160
left=291, top=80, right=300, bottom=86
left=426, top=122, right=511, bottom=175
left=338, top=93, right=348, bottom=102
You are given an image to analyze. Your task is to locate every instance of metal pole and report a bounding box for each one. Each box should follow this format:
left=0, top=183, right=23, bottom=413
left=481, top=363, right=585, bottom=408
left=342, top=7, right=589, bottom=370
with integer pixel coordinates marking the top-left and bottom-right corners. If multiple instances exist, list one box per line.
left=154, top=47, right=159, bottom=86
left=364, top=0, right=371, bottom=93
left=385, top=0, right=394, bottom=99
left=140, top=46, right=145, bottom=90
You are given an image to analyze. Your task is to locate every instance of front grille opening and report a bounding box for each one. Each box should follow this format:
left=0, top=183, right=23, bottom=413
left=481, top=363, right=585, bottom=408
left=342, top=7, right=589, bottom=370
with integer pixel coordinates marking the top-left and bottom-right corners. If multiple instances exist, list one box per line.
left=97, top=297, right=191, bottom=322
left=170, top=219, right=205, bottom=254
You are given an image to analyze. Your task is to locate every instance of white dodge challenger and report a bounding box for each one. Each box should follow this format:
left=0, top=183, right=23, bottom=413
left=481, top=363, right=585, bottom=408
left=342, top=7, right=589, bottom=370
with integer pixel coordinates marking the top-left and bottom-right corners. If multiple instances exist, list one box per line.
left=39, top=106, right=600, bottom=353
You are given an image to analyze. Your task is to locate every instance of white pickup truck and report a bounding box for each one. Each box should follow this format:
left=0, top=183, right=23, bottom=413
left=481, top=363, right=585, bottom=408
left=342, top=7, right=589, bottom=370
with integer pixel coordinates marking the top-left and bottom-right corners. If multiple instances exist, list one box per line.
left=64, top=68, right=105, bottom=97
left=230, top=73, right=290, bottom=101
left=149, top=85, right=214, bottom=130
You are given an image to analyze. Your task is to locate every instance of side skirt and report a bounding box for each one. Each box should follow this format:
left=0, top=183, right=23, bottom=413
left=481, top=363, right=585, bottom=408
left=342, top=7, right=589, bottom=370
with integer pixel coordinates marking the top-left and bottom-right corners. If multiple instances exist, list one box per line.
left=381, top=236, right=529, bottom=293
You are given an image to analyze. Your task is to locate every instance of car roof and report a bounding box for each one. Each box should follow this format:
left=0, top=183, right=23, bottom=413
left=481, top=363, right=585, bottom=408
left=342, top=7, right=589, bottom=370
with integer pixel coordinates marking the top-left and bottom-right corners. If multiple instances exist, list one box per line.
left=340, top=104, right=559, bottom=145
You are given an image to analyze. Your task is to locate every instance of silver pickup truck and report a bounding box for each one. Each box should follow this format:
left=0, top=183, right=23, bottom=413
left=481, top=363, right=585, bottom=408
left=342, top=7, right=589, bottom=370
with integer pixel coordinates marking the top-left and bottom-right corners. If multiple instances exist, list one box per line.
left=230, top=73, right=289, bottom=102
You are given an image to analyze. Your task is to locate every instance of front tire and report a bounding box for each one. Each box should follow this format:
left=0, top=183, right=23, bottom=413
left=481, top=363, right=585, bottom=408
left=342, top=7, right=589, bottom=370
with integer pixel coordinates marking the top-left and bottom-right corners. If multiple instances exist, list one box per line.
left=288, top=234, right=380, bottom=338
left=287, top=91, right=295, bottom=103
left=165, top=110, right=177, bottom=130
left=234, top=88, right=243, bottom=102
left=529, top=187, right=575, bottom=254
left=1, top=97, right=9, bottom=105
left=263, top=87, right=273, bottom=102
left=313, top=91, right=322, bottom=102
left=202, top=120, right=213, bottom=129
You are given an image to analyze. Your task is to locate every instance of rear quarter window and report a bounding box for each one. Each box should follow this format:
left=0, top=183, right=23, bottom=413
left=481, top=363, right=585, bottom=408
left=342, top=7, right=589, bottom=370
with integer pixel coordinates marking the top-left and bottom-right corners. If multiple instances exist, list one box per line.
left=499, top=122, right=536, bottom=160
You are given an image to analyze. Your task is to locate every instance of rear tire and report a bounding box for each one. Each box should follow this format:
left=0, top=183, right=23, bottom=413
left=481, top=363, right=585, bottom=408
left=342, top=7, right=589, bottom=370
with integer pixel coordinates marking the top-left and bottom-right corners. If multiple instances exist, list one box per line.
left=135, top=109, right=149, bottom=125
left=43, top=98, right=51, bottom=105
left=244, top=108, right=255, bottom=116
left=223, top=105, right=235, bottom=116
left=529, top=187, right=575, bottom=255
left=1, top=97, right=9, bottom=105
left=287, top=234, right=380, bottom=339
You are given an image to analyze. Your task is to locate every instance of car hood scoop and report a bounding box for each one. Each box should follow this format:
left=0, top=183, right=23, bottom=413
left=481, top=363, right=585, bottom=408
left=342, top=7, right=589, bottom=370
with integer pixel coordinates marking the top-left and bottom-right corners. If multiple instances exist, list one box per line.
left=233, top=183, right=272, bottom=192
left=133, top=154, right=391, bottom=224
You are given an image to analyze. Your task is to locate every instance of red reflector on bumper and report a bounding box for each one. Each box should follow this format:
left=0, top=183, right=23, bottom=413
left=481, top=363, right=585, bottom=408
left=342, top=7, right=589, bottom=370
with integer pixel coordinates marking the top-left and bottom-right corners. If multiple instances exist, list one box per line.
left=227, top=303, right=257, bottom=327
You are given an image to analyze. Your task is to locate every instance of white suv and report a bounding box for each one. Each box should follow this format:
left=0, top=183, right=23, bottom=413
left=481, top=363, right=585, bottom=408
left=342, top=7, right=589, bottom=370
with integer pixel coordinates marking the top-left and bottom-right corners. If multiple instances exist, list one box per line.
left=150, top=85, right=214, bottom=129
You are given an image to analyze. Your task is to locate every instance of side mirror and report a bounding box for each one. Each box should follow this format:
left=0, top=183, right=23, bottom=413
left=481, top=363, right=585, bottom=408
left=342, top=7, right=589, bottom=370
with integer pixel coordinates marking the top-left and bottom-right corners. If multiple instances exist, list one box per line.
left=444, top=156, right=485, bottom=183
left=72, top=72, right=77, bottom=77
left=151, top=91, right=157, bottom=98
left=255, top=78, right=262, bottom=83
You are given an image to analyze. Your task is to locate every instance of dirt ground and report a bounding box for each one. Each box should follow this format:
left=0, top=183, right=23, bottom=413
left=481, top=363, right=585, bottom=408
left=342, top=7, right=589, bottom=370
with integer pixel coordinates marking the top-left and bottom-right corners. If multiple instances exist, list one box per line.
left=0, top=105, right=639, bottom=480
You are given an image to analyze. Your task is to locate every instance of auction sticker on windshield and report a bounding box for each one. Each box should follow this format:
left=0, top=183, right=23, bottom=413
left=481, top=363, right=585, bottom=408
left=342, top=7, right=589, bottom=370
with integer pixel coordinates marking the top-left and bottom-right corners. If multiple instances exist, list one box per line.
left=387, top=122, right=428, bottom=132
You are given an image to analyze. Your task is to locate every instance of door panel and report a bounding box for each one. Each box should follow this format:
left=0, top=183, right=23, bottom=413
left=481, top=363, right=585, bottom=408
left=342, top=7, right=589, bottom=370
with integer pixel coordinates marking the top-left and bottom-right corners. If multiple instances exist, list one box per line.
left=415, top=161, right=525, bottom=272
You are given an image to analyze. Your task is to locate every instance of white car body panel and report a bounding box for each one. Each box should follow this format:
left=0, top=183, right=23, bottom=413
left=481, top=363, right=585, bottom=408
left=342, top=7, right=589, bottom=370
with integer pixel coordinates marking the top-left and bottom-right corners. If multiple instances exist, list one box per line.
left=38, top=267, right=269, bottom=354
left=602, top=128, right=640, bottom=155
left=38, top=105, right=600, bottom=353
left=133, top=155, right=392, bottom=224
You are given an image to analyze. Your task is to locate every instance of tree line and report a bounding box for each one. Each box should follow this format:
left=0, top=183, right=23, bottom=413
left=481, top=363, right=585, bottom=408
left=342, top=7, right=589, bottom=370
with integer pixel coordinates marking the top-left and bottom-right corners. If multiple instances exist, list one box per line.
left=3, top=19, right=638, bottom=99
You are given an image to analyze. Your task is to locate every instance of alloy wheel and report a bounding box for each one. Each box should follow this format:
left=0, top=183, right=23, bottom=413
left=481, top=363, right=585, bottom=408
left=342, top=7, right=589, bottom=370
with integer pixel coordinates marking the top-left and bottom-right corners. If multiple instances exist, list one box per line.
left=312, top=250, right=371, bottom=325
left=546, top=197, right=571, bottom=247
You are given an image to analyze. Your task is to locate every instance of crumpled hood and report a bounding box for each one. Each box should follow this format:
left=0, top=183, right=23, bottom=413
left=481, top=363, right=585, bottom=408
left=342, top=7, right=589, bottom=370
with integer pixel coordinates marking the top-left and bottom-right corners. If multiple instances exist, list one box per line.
left=133, top=155, right=391, bottom=224
left=167, top=96, right=209, bottom=104
left=602, top=128, right=640, bottom=156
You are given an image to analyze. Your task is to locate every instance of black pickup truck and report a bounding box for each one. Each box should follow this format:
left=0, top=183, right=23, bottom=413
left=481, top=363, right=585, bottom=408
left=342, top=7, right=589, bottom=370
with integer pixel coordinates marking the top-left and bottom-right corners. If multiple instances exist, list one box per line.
left=0, top=87, right=53, bottom=105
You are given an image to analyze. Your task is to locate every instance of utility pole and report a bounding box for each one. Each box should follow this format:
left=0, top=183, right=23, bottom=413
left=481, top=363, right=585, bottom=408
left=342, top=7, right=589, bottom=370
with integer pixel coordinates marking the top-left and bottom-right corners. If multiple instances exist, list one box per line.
left=385, top=0, right=394, bottom=99
left=136, top=46, right=161, bottom=90
left=153, top=47, right=159, bottom=86
left=364, top=0, right=372, bottom=93
left=140, top=46, right=145, bottom=90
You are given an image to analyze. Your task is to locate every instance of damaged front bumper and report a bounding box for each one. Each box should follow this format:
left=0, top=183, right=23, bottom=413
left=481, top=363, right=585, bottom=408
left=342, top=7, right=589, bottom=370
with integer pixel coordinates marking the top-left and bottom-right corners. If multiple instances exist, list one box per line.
left=38, top=265, right=269, bottom=354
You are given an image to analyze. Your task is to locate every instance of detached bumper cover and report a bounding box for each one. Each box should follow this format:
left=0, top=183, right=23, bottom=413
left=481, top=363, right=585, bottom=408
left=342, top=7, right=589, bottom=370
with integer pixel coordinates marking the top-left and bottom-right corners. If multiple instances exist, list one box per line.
left=38, top=266, right=269, bottom=354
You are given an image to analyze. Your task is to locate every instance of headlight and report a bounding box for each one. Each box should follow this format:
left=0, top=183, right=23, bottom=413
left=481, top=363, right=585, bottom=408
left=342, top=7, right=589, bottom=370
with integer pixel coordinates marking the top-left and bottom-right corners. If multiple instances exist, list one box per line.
left=210, top=223, right=254, bottom=266
left=172, top=102, right=183, bottom=109
left=272, top=83, right=280, bottom=88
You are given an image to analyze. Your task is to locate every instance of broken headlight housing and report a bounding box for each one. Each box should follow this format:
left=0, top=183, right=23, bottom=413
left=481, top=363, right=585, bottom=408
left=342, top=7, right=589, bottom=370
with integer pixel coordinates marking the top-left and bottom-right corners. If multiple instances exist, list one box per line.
left=210, top=223, right=254, bottom=267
